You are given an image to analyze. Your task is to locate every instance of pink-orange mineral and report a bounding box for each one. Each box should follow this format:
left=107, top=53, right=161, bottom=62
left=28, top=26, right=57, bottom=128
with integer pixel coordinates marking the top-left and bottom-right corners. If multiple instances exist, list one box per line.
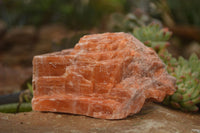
left=32, top=32, right=176, bottom=119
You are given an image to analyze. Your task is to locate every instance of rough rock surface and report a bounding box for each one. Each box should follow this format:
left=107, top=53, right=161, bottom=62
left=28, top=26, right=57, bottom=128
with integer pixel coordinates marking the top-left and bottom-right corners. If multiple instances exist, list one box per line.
left=1, top=103, right=200, bottom=133
left=32, top=32, right=176, bottom=119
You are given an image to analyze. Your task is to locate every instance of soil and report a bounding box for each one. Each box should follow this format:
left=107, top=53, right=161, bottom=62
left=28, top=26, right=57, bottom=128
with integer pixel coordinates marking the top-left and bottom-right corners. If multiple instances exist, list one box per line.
left=0, top=102, right=199, bottom=133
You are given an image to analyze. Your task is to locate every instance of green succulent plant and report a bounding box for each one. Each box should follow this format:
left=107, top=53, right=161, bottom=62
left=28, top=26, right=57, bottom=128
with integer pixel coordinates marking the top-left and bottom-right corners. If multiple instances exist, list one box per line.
left=108, top=12, right=160, bottom=32
left=133, top=24, right=171, bottom=53
left=133, top=24, right=200, bottom=112
left=164, top=54, right=200, bottom=111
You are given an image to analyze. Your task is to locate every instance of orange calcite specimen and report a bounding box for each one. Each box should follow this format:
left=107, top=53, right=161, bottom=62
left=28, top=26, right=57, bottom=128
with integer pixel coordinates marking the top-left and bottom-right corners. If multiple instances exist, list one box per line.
left=32, top=32, right=176, bottom=119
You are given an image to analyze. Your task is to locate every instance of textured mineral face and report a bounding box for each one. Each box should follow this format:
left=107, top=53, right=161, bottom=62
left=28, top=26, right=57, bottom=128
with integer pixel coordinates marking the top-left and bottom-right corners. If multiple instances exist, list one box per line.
left=32, top=32, right=176, bottom=119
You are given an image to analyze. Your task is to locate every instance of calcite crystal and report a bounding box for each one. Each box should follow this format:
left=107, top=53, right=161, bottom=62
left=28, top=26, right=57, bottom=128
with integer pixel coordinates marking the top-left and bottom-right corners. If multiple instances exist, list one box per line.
left=32, top=32, right=176, bottom=119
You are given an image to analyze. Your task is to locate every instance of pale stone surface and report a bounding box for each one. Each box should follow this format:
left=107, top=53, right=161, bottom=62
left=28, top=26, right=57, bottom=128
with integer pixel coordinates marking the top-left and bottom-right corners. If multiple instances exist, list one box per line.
left=32, top=32, right=176, bottom=119
left=0, top=103, right=200, bottom=133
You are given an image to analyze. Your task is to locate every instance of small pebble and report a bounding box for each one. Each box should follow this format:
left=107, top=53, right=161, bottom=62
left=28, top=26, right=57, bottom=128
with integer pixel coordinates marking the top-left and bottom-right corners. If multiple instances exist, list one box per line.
left=1, top=116, right=9, bottom=120
left=56, top=115, right=62, bottom=118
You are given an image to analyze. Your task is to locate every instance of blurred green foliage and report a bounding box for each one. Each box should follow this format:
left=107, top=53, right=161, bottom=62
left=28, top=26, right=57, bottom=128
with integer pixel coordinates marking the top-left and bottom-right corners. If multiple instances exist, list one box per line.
left=0, top=0, right=129, bottom=29
left=167, top=0, right=200, bottom=26
left=107, top=11, right=161, bottom=32
left=151, top=0, right=200, bottom=27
